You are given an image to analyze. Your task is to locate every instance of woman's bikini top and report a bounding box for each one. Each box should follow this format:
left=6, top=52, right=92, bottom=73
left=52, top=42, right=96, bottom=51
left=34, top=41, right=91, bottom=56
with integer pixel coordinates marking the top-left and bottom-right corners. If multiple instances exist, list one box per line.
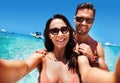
left=38, top=52, right=80, bottom=83
left=39, top=69, right=80, bottom=83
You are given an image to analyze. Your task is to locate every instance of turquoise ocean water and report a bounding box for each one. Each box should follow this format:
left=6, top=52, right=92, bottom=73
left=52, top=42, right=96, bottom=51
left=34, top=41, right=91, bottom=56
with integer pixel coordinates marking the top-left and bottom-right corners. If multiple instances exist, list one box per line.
left=0, top=32, right=120, bottom=83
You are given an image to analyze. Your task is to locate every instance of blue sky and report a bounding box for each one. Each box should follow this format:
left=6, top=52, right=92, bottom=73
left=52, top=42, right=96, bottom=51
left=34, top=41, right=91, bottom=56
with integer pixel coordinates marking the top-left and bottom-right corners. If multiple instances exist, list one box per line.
left=0, top=0, right=120, bottom=44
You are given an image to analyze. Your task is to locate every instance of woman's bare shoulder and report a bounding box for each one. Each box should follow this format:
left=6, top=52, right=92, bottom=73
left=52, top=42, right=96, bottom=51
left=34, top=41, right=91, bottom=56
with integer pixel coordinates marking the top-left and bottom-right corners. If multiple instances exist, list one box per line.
left=45, top=52, right=56, bottom=61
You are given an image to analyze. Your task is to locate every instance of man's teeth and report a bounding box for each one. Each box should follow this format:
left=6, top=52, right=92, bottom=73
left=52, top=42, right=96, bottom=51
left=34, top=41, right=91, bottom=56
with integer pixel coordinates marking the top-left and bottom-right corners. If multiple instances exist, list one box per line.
left=79, top=31, right=81, bottom=33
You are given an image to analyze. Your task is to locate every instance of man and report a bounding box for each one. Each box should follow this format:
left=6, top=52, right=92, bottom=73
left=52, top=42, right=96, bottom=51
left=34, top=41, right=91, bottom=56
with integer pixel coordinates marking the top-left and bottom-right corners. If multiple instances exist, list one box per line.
left=74, top=2, right=109, bottom=71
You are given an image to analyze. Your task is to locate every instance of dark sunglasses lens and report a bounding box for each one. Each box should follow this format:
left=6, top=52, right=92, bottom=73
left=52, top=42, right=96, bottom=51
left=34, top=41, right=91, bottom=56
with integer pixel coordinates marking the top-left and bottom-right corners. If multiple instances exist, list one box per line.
left=76, top=17, right=94, bottom=24
left=76, top=17, right=84, bottom=22
left=49, top=28, right=59, bottom=35
left=86, top=18, right=94, bottom=24
left=61, top=27, right=69, bottom=34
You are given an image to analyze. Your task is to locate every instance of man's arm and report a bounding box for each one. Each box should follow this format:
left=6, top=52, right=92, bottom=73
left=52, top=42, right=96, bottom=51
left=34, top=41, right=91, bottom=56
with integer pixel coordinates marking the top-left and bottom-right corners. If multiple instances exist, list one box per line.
left=97, top=43, right=109, bottom=71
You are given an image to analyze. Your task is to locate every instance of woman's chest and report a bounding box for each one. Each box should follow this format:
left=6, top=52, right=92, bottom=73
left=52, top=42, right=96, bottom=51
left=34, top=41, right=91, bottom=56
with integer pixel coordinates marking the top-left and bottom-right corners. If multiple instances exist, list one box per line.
left=45, top=60, right=79, bottom=83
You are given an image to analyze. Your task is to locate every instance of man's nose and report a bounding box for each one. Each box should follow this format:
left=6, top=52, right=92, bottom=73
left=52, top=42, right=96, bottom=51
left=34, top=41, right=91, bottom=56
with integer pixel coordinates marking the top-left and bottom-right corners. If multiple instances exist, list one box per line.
left=81, top=20, right=87, bottom=25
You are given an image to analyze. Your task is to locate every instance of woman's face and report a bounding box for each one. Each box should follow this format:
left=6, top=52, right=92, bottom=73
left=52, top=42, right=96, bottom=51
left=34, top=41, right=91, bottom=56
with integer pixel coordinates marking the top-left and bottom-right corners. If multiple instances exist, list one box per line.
left=49, top=19, right=69, bottom=49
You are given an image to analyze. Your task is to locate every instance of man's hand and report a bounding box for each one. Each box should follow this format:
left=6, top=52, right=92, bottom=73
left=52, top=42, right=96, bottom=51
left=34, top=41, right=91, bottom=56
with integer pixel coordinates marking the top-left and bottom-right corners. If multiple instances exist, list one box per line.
left=79, top=43, right=94, bottom=59
left=74, top=43, right=96, bottom=62
left=34, top=49, right=47, bottom=58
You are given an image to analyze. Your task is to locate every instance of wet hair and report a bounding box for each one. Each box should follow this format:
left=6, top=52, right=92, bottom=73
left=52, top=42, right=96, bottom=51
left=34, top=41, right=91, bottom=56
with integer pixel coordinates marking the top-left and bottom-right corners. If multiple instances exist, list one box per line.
left=75, top=2, right=96, bottom=18
left=44, top=14, right=77, bottom=71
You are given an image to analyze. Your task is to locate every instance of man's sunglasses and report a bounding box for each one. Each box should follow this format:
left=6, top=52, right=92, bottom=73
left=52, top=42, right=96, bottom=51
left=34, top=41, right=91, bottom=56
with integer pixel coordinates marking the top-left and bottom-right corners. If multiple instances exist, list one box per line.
left=75, top=16, right=94, bottom=24
left=49, top=26, right=69, bottom=35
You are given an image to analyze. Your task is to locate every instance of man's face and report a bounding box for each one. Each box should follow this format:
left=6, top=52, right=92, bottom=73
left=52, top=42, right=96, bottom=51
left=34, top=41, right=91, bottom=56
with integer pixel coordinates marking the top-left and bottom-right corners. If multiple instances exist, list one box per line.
left=75, top=8, right=94, bottom=35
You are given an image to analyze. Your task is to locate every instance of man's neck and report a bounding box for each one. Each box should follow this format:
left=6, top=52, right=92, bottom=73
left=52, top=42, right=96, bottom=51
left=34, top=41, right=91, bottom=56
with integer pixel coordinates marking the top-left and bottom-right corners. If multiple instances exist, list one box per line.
left=76, top=34, right=90, bottom=44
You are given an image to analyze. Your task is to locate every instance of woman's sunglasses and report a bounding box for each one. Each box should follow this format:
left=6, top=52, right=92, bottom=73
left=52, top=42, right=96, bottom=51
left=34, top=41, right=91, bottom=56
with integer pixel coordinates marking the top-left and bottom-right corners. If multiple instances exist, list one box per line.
left=49, top=26, right=69, bottom=35
left=75, top=16, right=94, bottom=24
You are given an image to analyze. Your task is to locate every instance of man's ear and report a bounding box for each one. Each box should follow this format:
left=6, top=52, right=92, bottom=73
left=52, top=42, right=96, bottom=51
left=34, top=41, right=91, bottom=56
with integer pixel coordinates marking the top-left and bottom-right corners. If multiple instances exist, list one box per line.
left=74, top=16, right=76, bottom=23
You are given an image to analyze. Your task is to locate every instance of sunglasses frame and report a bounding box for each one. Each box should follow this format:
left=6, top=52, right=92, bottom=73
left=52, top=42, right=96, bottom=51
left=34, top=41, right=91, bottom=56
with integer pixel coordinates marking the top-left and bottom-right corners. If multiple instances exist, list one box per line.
left=75, top=16, right=94, bottom=24
left=49, top=26, right=69, bottom=35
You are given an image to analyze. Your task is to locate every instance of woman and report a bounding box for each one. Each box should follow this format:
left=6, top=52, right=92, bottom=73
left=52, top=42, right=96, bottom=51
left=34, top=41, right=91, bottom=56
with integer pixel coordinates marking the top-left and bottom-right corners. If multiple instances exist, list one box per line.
left=37, top=14, right=79, bottom=83
left=0, top=14, right=80, bottom=83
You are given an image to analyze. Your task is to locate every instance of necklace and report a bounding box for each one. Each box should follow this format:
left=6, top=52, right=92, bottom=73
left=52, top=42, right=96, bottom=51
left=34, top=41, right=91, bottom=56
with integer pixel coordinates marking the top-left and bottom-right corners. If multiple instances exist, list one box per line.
left=47, top=52, right=66, bottom=63
left=53, top=55, right=57, bottom=61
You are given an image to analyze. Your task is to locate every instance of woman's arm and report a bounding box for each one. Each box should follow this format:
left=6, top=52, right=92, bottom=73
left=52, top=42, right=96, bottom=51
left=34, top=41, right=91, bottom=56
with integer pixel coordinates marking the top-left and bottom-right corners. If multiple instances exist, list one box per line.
left=0, top=50, right=46, bottom=83
left=25, top=51, right=46, bottom=73
left=0, top=59, right=28, bottom=83
left=78, top=56, right=115, bottom=83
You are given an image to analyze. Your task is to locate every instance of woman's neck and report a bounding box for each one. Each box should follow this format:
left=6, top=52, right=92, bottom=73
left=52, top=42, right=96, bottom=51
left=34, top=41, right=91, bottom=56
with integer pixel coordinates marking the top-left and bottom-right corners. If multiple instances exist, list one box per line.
left=53, top=47, right=66, bottom=61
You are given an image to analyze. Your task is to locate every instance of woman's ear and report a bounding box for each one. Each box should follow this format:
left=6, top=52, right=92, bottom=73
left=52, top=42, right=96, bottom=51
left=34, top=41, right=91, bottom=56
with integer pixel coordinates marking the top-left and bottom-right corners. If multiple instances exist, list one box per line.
left=49, top=34, right=52, bottom=39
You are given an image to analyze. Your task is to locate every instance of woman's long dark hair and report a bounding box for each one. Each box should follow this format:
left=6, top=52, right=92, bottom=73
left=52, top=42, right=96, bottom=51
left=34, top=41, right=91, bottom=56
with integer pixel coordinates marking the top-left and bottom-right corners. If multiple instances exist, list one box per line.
left=44, top=14, right=78, bottom=72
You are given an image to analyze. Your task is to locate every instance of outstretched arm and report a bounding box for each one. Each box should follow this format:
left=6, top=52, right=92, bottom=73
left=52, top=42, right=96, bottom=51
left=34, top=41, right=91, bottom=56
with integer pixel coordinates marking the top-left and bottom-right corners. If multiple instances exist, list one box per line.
left=25, top=50, right=46, bottom=73
left=0, top=50, right=46, bottom=83
left=0, top=59, right=28, bottom=83
left=78, top=56, right=115, bottom=83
